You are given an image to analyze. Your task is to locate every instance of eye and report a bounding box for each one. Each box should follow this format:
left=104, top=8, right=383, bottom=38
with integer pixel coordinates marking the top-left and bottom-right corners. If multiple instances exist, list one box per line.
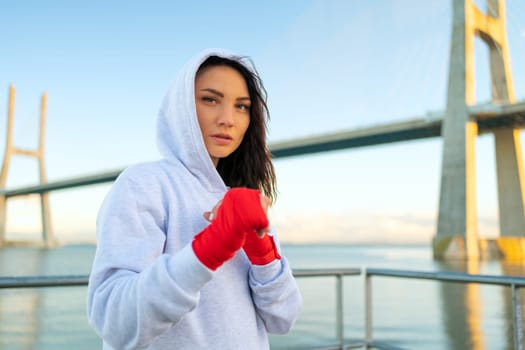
left=201, top=96, right=216, bottom=104
left=236, top=103, right=251, bottom=112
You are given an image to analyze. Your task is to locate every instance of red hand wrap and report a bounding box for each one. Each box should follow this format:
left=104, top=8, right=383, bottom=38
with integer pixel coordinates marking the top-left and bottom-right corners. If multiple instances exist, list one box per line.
left=243, top=232, right=281, bottom=265
left=192, top=188, right=269, bottom=270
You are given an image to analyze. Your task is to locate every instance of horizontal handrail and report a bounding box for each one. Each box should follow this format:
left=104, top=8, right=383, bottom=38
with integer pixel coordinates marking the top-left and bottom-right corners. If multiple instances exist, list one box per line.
left=0, top=274, right=89, bottom=288
left=292, top=268, right=361, bottom=277
left=0, top=268, right=361, bottom=289
left=366, top=267, right=525, bottom=286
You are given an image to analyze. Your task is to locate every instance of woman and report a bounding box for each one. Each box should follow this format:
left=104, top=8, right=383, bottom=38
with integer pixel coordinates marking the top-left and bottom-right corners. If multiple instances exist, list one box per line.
left=87, top=48, right=302, bottom=350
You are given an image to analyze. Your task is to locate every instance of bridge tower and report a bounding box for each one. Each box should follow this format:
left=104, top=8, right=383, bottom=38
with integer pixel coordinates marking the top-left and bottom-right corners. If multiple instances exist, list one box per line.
left=0, top=85, right=56, bottom=247
left=433, top=0, right=525, bottom=259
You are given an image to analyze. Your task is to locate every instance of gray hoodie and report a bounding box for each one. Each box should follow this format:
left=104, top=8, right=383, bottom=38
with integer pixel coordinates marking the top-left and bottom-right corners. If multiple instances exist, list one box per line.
left=87, top=48, right=302, bottom=350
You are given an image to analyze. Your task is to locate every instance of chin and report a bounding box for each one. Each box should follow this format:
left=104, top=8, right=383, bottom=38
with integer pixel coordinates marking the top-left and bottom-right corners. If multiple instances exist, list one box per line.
left=212, top=148, right=236, bottom=158
left=212, top=152, right=233, bottom=160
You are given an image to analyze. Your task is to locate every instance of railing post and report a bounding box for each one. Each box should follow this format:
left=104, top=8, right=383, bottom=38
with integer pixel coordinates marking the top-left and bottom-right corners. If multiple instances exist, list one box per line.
left=512, top=284, right=524, bottom=350
left=365, top=271, right=372, bottom=347
left=0, top=194, right=6, bottom=245
left=336, top=274, right=343, bottom=348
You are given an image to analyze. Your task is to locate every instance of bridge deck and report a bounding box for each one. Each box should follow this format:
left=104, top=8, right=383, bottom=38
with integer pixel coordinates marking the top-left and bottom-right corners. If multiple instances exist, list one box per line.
left=3, top=101, right=525, bottom=196
left=271, top=101, right=525, bottom=158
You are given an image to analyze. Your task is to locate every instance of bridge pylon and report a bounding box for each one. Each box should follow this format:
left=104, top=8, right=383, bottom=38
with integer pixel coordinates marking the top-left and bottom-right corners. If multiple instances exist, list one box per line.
left=433, top=0, right=525, bottom=259
left=0, top=85, right=56, bottom=247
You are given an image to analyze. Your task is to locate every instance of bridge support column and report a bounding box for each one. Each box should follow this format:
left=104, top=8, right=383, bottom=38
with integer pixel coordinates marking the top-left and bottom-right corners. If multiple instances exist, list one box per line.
left=489, top=0, right=525, bottom=257
left=494, top=129, right=525, bottom=259
left=434, top=0, right=479, bottom=259
left=434, top=0, right=524, bottom=259
left=0, top=86, right=16, bottom=246
left=0, top=85, right=56, bottom=247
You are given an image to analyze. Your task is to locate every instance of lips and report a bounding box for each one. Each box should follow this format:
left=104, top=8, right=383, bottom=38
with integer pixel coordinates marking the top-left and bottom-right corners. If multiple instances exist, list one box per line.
left=210, top=133, right=233, bottom=145
left=211, top=133, right=232, bottom=140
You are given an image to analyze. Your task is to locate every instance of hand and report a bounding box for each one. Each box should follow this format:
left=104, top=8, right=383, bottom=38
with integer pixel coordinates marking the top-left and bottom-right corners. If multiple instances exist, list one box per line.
left=243, top=230, right=281, bottom=265
left=204, top=194, right=270, bottom=237
left=256, top=195, right=271, bottom=237
left=193, top=188, right=269, bottom=270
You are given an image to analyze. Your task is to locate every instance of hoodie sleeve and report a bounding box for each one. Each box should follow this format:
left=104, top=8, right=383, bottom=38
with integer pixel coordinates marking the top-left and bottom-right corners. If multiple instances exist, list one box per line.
left=248, top=233, right=302, bottom=334
left=87, top=166, right=214, bottom=350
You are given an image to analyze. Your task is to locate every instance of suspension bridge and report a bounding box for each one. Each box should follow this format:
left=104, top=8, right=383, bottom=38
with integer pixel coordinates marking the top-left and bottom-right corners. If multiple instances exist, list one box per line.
left=1, top=0, right=524, bottom=260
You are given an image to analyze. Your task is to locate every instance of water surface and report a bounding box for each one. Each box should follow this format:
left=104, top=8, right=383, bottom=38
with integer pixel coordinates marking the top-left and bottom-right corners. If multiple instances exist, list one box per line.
left=0, top=244, right=522, bottom=349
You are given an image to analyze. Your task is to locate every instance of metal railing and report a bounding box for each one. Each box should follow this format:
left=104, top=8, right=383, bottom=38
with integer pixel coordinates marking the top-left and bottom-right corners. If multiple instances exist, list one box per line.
left=365, top=268, right=525, bottom=350
left=0, top=274, right=89, bottom=289
left=293, top=268, right=363, bottom=350
left=1, top=268, right=525, bottom=350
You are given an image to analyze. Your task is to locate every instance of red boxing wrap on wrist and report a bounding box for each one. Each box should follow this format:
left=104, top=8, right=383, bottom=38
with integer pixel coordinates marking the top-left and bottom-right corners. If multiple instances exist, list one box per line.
left=243, top=232, right=281, bottom=265
left=192, top=188, right=269, bottom=270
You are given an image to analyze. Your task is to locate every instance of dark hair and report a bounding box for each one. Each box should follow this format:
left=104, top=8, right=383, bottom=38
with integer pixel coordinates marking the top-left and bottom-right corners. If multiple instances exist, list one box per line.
left=197, top=55, right=277, bottom=203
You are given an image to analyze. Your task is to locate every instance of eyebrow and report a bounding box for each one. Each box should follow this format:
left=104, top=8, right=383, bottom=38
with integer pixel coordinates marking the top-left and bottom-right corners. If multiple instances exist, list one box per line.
left=200, top=88, right=250, bottom=102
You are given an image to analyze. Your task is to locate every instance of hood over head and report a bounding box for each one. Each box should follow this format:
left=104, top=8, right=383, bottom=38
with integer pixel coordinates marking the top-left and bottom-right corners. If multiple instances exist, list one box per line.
left=156, top=48, right=256, bottom=192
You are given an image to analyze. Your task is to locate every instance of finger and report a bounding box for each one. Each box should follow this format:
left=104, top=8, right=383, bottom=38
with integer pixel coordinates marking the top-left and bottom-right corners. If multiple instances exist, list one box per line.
left=256, top=227, right=270, bottom=238
left=204, top=200, right=223, bottom=222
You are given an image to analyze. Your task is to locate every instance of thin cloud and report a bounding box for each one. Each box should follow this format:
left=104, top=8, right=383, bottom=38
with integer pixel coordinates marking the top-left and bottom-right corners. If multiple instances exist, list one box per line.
left=273, top=210, right=436, bottom=244
left=273, top=210, right=499, bottom=244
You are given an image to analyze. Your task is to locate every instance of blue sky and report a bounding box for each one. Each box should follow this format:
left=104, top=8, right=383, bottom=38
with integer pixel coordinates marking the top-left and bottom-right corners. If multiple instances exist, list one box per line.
left=1, top=0, right=524, bottom=243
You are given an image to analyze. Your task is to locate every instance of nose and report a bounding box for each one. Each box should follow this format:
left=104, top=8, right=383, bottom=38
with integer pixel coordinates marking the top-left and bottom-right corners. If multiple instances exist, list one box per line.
left=217, top=105, right=234, bottom=127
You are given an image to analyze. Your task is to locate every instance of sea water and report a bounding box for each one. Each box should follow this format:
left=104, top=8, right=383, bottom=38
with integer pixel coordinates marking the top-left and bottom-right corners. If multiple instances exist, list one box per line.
left=0, top=244, right=521, bottom=349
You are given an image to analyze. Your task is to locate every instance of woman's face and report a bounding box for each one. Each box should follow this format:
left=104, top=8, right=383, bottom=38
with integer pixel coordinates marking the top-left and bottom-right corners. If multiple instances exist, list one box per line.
left=195, top=65, right=251, bottom=167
